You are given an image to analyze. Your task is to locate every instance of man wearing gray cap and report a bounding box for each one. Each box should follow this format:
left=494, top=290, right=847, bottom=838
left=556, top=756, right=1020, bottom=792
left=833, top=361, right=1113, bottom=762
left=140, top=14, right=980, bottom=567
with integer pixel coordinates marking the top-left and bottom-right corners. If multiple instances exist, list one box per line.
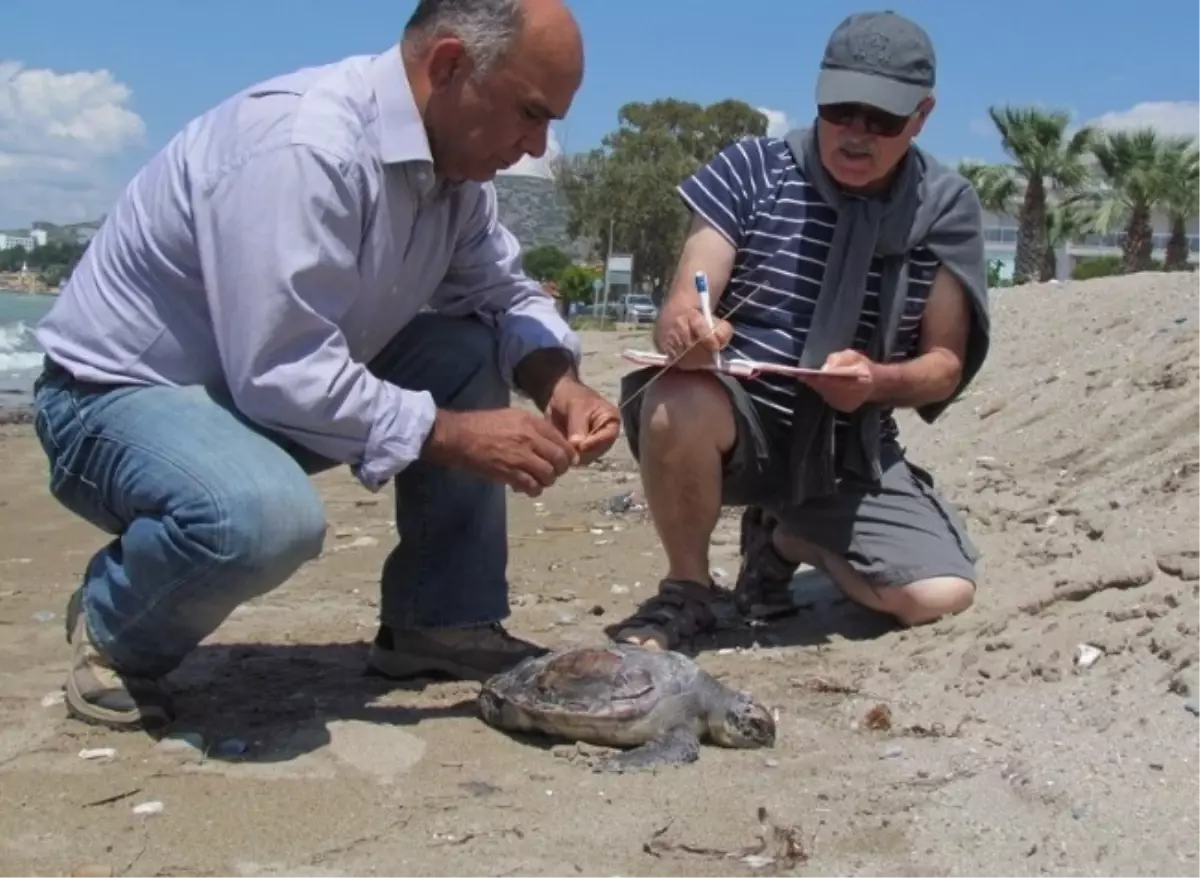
left=609, top=11, right=991, bottom=650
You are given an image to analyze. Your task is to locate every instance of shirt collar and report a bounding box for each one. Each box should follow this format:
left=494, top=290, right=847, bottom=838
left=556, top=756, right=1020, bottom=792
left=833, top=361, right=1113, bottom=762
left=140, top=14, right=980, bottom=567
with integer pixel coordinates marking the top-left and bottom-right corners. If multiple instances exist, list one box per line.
left=368, top=46, right=434, bottom=168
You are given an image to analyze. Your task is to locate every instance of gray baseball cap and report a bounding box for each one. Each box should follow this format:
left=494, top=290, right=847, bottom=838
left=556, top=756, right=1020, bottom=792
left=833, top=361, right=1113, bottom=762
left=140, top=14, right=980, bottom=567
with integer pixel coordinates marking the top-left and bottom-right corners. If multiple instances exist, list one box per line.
left=815, top=11, right=936, bottom=117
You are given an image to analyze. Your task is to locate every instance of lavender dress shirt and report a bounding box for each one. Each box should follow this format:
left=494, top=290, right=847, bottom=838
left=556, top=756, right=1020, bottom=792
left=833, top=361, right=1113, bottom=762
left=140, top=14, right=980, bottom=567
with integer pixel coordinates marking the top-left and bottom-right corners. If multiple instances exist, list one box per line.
left=36, top=46, right=580, bottom=491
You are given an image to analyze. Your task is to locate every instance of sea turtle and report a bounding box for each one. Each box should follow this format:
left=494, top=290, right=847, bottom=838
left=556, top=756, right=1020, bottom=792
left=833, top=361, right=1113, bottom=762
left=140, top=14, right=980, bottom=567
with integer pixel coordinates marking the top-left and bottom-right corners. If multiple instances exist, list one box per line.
left=477, top=643, right=777, bottom=772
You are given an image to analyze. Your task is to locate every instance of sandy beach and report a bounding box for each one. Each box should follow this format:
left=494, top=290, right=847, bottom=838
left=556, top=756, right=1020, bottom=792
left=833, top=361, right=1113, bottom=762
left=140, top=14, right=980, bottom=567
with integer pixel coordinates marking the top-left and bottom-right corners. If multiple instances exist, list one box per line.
left=0, top=272, right=1196, bottom=877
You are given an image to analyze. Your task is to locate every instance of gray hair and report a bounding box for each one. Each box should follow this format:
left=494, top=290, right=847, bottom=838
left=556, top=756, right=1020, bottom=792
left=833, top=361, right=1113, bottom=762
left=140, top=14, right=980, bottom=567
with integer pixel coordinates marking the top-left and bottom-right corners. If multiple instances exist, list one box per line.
left=403, top=0, right=525, bottom=76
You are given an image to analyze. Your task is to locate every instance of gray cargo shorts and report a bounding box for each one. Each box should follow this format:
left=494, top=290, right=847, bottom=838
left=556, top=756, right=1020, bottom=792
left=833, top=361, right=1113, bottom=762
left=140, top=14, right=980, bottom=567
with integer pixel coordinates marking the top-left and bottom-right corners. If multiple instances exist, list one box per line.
left=619, top=367, right=980, bottom=589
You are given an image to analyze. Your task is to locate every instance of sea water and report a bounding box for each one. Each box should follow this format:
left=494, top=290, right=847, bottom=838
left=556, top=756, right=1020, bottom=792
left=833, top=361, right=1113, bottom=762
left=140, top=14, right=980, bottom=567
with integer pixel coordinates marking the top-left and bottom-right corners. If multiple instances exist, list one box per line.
left=0, top=290, right=54, bottom=409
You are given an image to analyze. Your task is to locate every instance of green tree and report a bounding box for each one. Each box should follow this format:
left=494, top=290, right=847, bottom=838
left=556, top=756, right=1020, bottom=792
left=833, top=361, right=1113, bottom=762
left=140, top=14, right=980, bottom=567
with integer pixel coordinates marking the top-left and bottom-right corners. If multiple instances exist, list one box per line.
left=1157, top=136, right=1199, bottom=271
left=522, top=244, right=572, bottom=282
left=555, top=263, right=600, bottom=307
left=1084, top=127, right=1182, bottom=273
left=557, top=99, right=768, bottom=293
left=959, top=158, right=1088, bottom=282
left=958, top=160, right=1020, bottom=216
left=0, top=245, right=29, bottom=272
left=0, top=239, right=89, bottom=282
left=986, top=106, right=1095, bottom=284
left=1041, top=196, right=1091, bottom=281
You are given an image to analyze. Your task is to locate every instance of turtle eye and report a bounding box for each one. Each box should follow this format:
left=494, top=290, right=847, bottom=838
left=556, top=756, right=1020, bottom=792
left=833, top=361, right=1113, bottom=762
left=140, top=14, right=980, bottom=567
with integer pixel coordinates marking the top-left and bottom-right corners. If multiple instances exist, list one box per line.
left=746, top=715, right=773, bottom=738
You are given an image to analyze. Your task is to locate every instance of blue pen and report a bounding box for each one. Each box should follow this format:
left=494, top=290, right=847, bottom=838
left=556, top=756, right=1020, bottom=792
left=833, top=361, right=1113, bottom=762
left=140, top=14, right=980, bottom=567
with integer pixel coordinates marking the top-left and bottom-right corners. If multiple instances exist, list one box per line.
left=694, top=270, right=721, bottom=367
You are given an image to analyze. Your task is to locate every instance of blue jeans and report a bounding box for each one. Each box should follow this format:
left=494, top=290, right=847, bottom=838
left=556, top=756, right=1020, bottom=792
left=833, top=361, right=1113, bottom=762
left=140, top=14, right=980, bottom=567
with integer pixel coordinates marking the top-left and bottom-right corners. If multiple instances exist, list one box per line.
left=32, top=314, right=512, bottom=678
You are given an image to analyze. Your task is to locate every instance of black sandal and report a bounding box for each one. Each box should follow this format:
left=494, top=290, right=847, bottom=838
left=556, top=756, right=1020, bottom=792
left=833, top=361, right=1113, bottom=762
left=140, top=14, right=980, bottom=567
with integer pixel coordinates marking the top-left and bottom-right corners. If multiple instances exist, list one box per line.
left=733, top=506, right=801, bottom=618
left=605, top=578, right=723, bottom=650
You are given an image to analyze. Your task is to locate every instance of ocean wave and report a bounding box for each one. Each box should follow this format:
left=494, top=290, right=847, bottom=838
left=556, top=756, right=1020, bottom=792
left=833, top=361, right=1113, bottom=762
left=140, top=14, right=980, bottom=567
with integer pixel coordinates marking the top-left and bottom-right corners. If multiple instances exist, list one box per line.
left=0, top=321, right=44, bottom=374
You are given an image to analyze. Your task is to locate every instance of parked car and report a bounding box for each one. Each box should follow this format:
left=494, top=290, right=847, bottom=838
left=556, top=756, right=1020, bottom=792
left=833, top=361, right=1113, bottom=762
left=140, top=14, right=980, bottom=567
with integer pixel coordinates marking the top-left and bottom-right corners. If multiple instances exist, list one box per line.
left=573, top=302, right=620, bottom=321
left=621, top=294, right=658, bottom=324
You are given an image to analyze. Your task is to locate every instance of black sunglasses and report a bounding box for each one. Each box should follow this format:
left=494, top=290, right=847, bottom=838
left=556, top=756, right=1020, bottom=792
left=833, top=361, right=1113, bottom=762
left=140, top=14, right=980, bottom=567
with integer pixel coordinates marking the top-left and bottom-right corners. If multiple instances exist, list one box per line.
left=818, top=102, right=912, bottom=138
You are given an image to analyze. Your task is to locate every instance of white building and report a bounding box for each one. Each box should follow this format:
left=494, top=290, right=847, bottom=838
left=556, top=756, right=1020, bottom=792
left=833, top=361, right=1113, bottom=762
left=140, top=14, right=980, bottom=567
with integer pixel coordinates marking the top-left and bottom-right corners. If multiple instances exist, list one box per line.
left=0, top=228, right=49, bottom=251
left=981, top=199, right=1199, bottom=281
left=0, top=232, right=36, bottom=251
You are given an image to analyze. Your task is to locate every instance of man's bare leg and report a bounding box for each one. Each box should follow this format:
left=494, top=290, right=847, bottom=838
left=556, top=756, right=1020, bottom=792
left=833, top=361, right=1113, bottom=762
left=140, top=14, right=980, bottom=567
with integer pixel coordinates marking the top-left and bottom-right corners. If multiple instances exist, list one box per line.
left=611, top=371, right=736, bottom=648
left=638, top=371, right=735, bottom=583
left=773, top=527, right=975, bottom=626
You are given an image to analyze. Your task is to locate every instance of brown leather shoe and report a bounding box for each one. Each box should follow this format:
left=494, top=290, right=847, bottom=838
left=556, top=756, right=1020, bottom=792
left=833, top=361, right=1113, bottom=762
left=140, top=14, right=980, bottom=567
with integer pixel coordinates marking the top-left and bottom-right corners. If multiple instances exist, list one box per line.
left=367, top=622, right=548, bottom=682
left=62, top=588, right=174, bottom=730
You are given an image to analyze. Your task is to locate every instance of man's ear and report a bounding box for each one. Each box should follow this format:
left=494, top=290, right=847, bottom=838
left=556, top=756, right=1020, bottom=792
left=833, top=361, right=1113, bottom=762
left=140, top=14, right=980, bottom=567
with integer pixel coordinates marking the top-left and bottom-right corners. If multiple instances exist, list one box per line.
left=426, top=38, right=471, bottom=92
left=912, top=95, right=936, bottom=135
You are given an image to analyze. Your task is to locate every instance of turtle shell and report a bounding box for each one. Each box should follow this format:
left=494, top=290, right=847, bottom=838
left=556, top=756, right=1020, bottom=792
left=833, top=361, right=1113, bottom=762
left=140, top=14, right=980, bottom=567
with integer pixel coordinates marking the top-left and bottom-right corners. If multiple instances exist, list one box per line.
left=480, top=644, right=699, bottom=744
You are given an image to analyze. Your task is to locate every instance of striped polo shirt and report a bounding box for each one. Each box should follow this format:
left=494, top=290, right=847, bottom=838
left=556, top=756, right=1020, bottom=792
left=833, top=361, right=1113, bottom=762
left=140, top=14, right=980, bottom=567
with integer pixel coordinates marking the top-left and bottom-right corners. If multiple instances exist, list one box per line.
left=677, top=135, right=940, bottom=445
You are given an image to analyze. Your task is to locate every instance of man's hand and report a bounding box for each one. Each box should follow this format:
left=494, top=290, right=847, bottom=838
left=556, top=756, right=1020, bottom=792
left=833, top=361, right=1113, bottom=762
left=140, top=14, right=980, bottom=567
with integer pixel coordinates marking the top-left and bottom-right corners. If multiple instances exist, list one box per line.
left=510, top=347, right=620, bottom=470
left=544, top=378, right=621, bottom=466
left=653, top=305, right=734, bottom=370
left=421, top=409, right=578, bottom=497
left=797, top=349, right=877, bottom=413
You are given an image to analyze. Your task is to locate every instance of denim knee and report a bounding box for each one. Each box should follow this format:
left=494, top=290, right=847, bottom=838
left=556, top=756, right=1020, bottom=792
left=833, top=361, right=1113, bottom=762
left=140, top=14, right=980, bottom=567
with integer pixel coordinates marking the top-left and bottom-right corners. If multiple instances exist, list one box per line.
left=212, top=476, right=328, bottom=593
left=370, top=315, right=510, bottom=412
left=439, top=320, right=509, bottom=411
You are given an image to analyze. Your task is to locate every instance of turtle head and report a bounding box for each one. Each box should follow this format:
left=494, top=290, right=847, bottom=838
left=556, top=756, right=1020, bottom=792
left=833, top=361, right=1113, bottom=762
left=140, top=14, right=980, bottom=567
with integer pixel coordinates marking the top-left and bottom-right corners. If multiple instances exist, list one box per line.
left=710, top=691, right=776, bottom=749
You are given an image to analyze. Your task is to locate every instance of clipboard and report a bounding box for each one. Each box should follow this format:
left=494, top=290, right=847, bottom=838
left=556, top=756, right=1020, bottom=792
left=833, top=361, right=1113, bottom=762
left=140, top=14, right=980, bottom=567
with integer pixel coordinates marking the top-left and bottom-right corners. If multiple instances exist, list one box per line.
left=620, top=349, right=863, bottom=380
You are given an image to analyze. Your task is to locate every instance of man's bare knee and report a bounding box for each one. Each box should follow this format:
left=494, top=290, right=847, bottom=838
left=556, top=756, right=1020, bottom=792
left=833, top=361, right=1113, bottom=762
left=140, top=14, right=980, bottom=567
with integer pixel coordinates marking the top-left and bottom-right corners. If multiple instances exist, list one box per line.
left=879, top=576, right=976, bottom=626
left=640, top=371, right=736, bottom=455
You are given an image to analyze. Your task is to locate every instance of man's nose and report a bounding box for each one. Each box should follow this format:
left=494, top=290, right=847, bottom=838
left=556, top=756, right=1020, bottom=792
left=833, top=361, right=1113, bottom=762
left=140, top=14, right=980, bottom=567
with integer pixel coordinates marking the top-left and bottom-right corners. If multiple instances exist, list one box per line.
left=521, top=122, right=550, bottom=159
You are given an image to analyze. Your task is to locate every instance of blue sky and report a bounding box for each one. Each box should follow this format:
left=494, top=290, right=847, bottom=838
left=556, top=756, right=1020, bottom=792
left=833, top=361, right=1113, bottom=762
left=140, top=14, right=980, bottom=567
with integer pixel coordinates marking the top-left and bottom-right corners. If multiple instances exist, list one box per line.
left=1, top=0, right=1197, bottom=227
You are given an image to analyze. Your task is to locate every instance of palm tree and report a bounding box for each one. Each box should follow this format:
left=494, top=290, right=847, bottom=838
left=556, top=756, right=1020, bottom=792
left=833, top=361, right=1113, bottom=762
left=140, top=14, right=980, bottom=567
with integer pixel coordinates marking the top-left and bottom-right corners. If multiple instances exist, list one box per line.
left=958, top=159, right=1086, bottom=282
left=958, top=160, right=1020, bottom=215
left=1158, top=138, right=1200, bottom=271
left=1042, top=196, right=1090, bottom=281
left=959, top=160, right=1018, bottom=285
left=1087, top=128, right=1178, bottom=273
left=987, top=106, right=1095, bottom=284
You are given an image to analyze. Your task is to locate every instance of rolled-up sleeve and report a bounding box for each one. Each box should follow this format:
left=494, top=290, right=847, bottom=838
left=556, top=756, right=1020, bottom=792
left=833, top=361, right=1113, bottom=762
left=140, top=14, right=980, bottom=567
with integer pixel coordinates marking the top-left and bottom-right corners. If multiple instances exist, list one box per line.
left=192, top=144, right=437, bottom=491
left=430, top=182, right=581, bottom=387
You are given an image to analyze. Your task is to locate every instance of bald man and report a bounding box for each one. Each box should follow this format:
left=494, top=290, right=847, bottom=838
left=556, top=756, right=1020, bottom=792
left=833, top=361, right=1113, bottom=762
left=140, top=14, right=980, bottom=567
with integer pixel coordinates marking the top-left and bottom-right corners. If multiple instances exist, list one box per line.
left=33, top=0, right=619, bottom=731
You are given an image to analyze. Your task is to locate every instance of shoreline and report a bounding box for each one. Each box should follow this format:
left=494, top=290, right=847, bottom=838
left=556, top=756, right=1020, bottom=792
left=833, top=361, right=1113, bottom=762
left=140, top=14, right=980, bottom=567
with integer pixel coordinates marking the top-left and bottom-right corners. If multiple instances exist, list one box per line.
left=0, top=279, right=59, bottom=296
left=1, top=288, right=52, bottom=421
left=0, top=410, right=32, bottom=427
left=0, top=403, right=33, bottom=426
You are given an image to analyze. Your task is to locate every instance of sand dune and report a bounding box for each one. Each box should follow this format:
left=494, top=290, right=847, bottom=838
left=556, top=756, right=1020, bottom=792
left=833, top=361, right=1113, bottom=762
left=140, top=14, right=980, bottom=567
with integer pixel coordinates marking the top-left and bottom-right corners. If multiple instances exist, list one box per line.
left=0, top=272, right=1196, bottom=876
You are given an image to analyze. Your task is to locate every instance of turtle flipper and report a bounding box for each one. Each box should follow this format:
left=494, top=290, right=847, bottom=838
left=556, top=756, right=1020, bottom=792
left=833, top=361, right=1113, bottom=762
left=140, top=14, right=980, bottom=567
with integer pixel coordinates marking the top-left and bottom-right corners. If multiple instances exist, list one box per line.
left=594, top=726, right=701, bottom=773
